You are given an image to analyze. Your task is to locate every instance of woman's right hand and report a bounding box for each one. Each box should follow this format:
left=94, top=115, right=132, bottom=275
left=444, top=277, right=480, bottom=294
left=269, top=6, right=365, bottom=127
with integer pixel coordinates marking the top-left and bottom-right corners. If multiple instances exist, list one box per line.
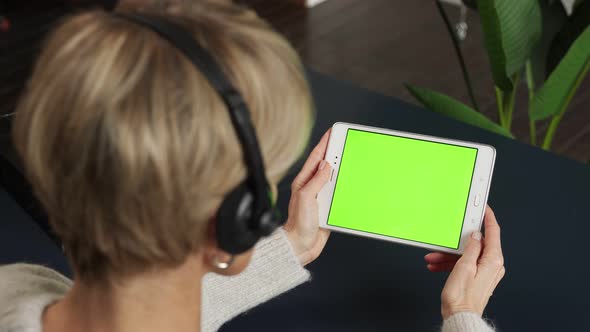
left=427, top=206, right=505, bottom=319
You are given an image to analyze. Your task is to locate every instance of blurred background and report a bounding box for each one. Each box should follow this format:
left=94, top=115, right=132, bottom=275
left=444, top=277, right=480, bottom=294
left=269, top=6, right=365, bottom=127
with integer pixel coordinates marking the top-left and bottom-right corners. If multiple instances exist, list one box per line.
left=237, top=0, right=590, bottom=162
left=2, top=0, right=589, bottom=161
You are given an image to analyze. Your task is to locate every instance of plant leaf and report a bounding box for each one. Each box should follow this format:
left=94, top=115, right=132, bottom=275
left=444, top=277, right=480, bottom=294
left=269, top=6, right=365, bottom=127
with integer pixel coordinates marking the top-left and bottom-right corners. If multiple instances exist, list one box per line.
left=531, top=26, right=590, bottom=121
left=477, top=0, right=542, bottom=91
left=530, top=0, right=568, bottom=85
left=405, top=84, right=514, bottom=138
left=546, top=0, right=590, bottom=76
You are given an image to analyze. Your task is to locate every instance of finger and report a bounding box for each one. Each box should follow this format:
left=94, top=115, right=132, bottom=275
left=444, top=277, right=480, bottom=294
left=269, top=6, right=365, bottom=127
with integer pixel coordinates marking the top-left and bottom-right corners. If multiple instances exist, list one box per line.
left=314, top=229, right=331, bottom=253
left=300, top=160, right=332, bottom=197
left=293, top=129, right=331, bottom=188
left=424, top=252, right=460, bottom=264
left=460, top=231, right=483, bottom=265
left=318, top=228, right=331, bottom=241
left=426, top=261, right=457, bottom=272
left=492, top=266, right=505, bottom=291
left=300, top=229, right=331, bottom=266
left=446, top=234, right=481, bottom=281
left=477, top=234, right=505, bottom=288
left=292, top=129, right=331, bottom=191
left=482, top=206, right=503, bottom=260
left=483, top=265, right=505, bottom=298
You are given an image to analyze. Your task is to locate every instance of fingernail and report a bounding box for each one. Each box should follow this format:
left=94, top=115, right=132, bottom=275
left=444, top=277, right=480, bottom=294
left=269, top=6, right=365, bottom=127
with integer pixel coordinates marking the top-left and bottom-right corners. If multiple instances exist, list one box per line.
left=319, top=160, right=327, bottom=170
left=471, top=231, right=482, bottom=241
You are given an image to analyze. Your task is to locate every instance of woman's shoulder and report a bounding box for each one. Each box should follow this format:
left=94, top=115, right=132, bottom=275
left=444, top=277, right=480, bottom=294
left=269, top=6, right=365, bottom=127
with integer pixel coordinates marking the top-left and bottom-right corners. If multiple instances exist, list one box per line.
left=0, top=263, right=72, bottom=293
left=0, top=264, right=71, bottom=331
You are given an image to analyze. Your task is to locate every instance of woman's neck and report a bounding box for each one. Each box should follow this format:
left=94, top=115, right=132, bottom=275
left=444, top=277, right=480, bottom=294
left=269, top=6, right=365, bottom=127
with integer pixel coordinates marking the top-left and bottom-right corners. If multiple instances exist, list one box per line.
left=43, top=256, right=205, bottom=332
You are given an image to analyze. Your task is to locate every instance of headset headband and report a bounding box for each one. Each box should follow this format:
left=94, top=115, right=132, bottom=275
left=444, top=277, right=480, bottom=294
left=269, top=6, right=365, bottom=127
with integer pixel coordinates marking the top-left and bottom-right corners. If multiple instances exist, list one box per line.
left=115, top=13, right=271, bottom=213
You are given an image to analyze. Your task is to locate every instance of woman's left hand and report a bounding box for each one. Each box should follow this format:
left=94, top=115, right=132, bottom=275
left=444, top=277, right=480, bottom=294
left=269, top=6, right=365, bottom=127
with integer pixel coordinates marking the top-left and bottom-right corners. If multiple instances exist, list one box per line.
left=284, top=130, right=332, bottom=266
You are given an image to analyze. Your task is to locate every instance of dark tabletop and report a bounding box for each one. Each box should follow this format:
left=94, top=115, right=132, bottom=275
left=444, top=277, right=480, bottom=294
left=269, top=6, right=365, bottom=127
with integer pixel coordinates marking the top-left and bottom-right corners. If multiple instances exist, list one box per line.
left=2, top=71, right=590, bottom=331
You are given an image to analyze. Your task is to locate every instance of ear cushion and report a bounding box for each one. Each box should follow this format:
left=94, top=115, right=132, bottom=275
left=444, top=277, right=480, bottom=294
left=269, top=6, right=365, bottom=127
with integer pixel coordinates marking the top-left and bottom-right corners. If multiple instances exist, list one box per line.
left=216, top=183, right=261, bottom=254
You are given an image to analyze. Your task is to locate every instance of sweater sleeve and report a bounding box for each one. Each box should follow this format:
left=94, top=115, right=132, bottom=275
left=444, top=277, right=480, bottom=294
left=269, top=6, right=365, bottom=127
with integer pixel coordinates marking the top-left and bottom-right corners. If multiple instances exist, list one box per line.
left=0, top=264, right=72, bottom=331
left=442, top=312, right=496, bottom=332
left=201, top=228, right=311, bottom=332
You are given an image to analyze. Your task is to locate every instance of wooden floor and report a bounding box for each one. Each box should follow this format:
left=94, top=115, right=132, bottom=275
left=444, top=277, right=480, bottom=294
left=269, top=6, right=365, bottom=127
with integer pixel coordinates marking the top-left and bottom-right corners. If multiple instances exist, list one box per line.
left=241, top=0, right=590, bottom=162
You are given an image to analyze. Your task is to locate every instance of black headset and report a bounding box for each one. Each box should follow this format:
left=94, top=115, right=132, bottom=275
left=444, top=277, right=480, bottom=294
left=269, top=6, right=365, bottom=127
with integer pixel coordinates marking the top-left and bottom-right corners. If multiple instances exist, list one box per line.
left=115, top=12, right=282, bottom=255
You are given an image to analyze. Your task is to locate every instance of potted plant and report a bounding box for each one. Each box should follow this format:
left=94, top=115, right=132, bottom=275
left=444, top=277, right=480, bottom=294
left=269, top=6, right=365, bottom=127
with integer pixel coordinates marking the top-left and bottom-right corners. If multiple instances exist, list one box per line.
left=405, top=0, right=590, bottom=151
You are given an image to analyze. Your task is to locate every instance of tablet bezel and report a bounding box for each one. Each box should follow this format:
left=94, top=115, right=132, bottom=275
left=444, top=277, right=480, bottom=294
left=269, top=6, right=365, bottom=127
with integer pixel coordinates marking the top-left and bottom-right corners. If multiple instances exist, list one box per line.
left=318, top=122, right=496, bottom=254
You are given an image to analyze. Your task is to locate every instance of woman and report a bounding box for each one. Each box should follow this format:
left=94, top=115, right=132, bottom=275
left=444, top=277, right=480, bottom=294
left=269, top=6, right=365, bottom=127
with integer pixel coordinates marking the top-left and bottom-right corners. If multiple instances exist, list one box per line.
left=0, top=1, right=504, bottom=331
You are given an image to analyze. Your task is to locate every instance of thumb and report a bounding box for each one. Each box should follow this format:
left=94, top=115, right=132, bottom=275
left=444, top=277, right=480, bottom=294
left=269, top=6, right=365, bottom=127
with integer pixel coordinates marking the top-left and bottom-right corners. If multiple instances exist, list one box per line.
left=460, top=231, right=483, bottom=266
left=300, top=160, right=332, bottom=196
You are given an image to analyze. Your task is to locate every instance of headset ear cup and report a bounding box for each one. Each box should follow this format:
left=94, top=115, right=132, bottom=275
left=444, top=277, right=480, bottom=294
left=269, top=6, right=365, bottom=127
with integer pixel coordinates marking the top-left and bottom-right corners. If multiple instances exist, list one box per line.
left=216, top=183, right=261, bottom=254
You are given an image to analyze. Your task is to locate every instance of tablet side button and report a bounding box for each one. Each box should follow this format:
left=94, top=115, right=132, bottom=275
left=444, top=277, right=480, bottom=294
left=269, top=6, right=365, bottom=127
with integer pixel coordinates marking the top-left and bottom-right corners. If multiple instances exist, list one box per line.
left=474, top=194, right=482, bottom=207
left=330, top=168, right=335, bottom=182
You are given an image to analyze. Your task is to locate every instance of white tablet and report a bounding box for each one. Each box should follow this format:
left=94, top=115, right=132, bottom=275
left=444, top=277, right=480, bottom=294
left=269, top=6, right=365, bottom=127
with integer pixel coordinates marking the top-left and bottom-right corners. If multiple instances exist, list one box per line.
left=318, top=122, right=496, bottom=254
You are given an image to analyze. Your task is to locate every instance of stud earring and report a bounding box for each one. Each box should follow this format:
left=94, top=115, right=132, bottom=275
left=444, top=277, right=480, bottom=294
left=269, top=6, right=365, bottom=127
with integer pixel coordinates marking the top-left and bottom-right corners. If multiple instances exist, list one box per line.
left=212, top=254, right=235, bottom=270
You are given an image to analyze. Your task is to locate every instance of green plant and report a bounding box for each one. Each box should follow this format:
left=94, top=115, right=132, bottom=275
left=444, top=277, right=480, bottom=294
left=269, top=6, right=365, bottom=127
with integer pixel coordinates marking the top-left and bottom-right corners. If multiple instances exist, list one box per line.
left=406, top=0, right=590, bottom=151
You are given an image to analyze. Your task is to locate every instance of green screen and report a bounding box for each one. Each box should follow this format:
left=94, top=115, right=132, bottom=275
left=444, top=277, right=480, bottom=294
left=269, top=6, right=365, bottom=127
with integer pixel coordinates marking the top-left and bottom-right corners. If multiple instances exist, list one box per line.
left=327, top=129, right=478, bottom=249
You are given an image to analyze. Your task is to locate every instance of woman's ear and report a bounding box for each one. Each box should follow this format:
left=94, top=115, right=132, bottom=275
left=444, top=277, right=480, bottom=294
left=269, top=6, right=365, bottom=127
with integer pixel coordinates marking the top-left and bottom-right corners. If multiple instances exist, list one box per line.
left=202, top=218, right=254, bottom=276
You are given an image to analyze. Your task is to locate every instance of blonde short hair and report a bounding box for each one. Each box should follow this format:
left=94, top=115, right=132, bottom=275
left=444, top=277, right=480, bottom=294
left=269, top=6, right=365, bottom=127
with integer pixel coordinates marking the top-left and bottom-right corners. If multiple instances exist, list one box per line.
left=13, top=1, right=313, bottom=281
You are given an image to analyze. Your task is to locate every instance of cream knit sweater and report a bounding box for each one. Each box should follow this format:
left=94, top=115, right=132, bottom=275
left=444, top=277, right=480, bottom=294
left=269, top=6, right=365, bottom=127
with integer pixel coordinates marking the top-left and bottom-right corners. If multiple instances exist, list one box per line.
left=0, top=230, right=494, bottom=331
